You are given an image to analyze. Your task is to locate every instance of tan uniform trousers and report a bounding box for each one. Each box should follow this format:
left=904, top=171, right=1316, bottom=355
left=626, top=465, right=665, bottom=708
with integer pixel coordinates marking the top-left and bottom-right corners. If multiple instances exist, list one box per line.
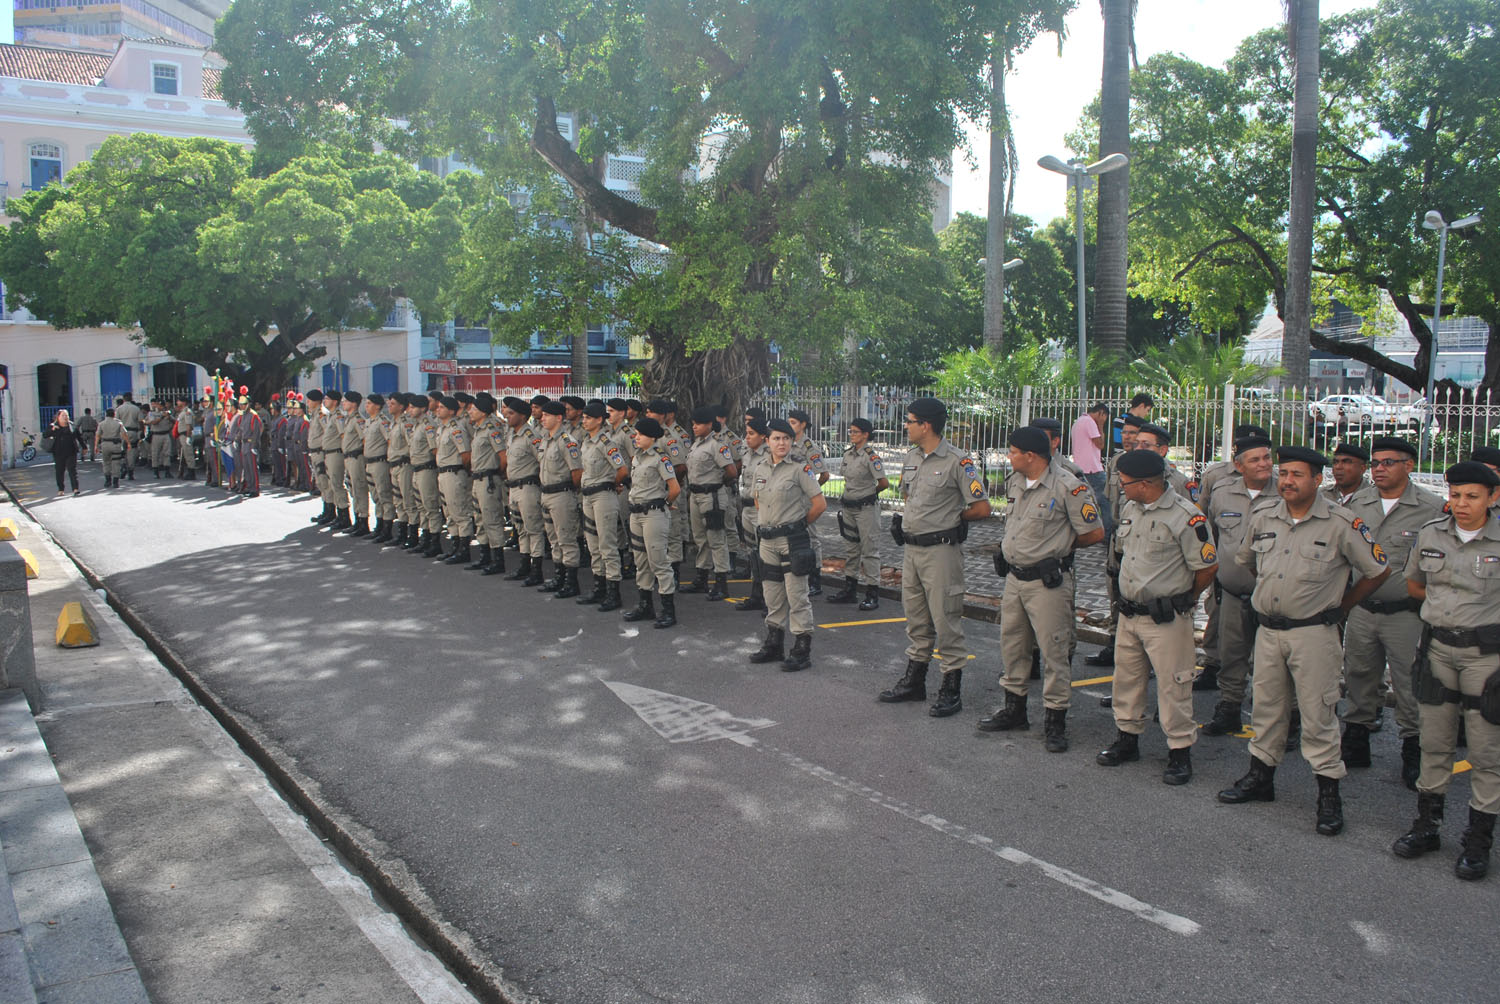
left=1200, top=587, right=1221, bottom=670
left=150, top=432, right=171, bottom=468
left=1417, top=641, right=1500, bottom=814
left=1247, top=624, right=1347, bottom=778
left=582, top=490, right=623, bottom=579
left=393, top=463, right=412, bottom=525
left=473, top=472, right=506, bottom=548
left=313, top=451, right=330, bottom=499
left=1114, top=611, right=1199, bottom=748
left=542, top=489, right=582, bottom=566
left=668, top=495, right=687, bottom=563
left=414, top=467, right=442, bottom=533
left=1342, top=606, right=1424, bottom=738
left=1216, top=591, right=1257, bottom=706
left=124, top=432, right=140, bottom=469
left=345, top=456, right=369, bottom=517
left=1000, top=572, right=1076, bottom=710
left=760, top=535, right=814, bottom=636
left=439, top=470, right=474, bottom=537
left=630, top=507, right=675, bottom=594
left=324, top=451, right=348, bottom=510
left=838, top=503, right=881, bottom=584
left=902, top=542, right=969, bottom=677
left=690, top=490, right=730, bottom=573
left=100, top=443, right=123, bottom=479
left=512, top=484, right=546, bottom=559
left=366, top=459, right=394, bottom=520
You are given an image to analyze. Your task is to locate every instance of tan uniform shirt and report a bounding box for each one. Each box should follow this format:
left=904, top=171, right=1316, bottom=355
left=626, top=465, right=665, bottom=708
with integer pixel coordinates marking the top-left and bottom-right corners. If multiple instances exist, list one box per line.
left=506, top=422, right=543, bottom=479
left=306, top=409, right=326, bottom=451
left=1207, top=476, right=1279, bottom=596
left=898, top=439, right=986, bottom=535
left=321, top=410, right=345, bottom=452
left=581, top=428, right=628, bottom=488
left=841, top=444, right=886, bottom=499
left=115, top=401, right=142, bottom=434
left=754, top=456, right=822, bottom=525
left=687, top=436, right=734, bottom=487
left=362, top=412, right=390, bottom=460
left=435, top=418, right=468, bottom=468
left=739, top=444, right=769, bottom=495
left=341, top=410, right=367, bottom=455
left=1405, top=516, right=1500, bottom=630
left=1196, top=459, right=1238, bottom=513
left=1235, top=495, right=1389, bottom=617
left=540, top=428, right=582, bottom=484
left=408, top=411, right=434, bottom=464
left=629, top=445, right=676, bottom=503
left=1322, top=477, right=1371, bottom=507
left=1346, top=481, right=1445, bottom=604
left=388, top=412, right=410, bottom=460
left=607, top=420, right=636, bottom=468
left=789, top=434, right=827, bottom=478
left=657, top=425, right=687, bottom=468
left=470, top=414, right=503, bottom=474
left=716, top=428, right=746, bottom=463
left=1114, top=486, right=1217, bottom=601
left=1000, top=466, right=1100, bottom=565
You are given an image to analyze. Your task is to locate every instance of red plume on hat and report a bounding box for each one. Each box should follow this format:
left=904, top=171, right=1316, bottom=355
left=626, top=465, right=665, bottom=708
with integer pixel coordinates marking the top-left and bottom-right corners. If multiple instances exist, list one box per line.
left=271, top=392, right=281, bottom=401
left=239, top=385, right=249, bottom=395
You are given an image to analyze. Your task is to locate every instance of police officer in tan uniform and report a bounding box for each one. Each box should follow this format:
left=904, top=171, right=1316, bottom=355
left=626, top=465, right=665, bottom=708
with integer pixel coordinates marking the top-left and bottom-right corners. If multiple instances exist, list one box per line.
left=1202, top=435, right=1278, bottom=737
left=978, top=426, right=1103, bottom=751
left=679, top=406, right=738, bottom=600
left=337, top=391, right=371, bottom=537
left=380, top=393, right=411, bottom=547
left=96, top=408, right=126, bottom=488
left=397, top=395, right=426, bottom=550
left=877, top=398, right=992, bottom=718
left=115, top=393, right=143, bottom=481
left=734, top=418, right=772, bottom=612
left=1340, top=436, right=1444, bottom=785
left=362, top=393, right=395, bottom=541
left=464, top=393, right=508, bottom=573
left=407, top=393, right=441, bottom=555
left=1096, top=449, right=1217, bottom=783
left=320, top=391, right=351, bottom=531
left=306, top=390, right=333, bottom=523
left=535, top=400, right=584, bottom=597
left=644, top=400, right=690, bottom=579
left=1088, top=413, right=1146, bottom=668
left=746, top=418, right=827, bottom=672
left=577, top=401, right=629, bottom=608
left=786, top=408, right=829, bottom=595
left=623, top=417, right=680, bottom=629
left=828, top=418, right=888, bottom=610
left=1218, top=445, right=1390, bottom=836
left=606, top=399, right=637, bottom=576
left=1323, top=442, right=1370, bottom=506
left=434, top=395, right=474, bottom=564
left=502, top=397, right=547, bottom=584
left=1392, top=461, right=1500, bottom=880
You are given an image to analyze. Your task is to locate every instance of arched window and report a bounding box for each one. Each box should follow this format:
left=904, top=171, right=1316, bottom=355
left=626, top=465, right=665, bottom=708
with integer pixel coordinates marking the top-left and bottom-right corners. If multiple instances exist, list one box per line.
left=371, top=363, right=399, bottom=394
left=322, top=363, right=350, bottom=392
left=28, top=143, right=62, bottom=190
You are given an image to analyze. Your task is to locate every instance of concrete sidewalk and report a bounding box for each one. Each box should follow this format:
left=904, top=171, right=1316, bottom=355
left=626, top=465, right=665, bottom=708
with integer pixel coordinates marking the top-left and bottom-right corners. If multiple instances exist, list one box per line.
left=0, top=490, right=487, bottom=1004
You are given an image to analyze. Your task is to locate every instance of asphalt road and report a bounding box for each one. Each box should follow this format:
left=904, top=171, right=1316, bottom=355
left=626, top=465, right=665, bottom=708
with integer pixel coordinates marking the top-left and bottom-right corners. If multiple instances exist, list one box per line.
left=8, top=461, right=1496, bottom=1004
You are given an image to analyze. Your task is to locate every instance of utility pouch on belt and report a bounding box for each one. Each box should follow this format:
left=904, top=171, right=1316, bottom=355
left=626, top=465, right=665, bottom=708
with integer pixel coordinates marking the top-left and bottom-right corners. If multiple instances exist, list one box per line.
left=1476, top=624, right=1500, bottom=655
left=1149, top=596, right=1176, bottom=625
left=993, top=551, right=1009, bottom=578
left=1482, top=669, right=1500, bottom=726
left=787, top=528, right=816, bottom=577
left=890, top=514, right=905, bottom=546
left=1412, top=628, right=1445, bottom=706
left=838, top=511, right=860, bottom=543
left=1039, top=557, right=1064, bottom=590
left=705, top=492, right=725, bottom=530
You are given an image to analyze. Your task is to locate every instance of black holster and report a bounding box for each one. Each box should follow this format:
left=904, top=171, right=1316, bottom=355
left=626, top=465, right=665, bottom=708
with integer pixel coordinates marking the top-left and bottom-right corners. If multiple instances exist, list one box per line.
left=1412, top=627, right=1444, bottom=705
left=1039, top=557, right=1064, bottom=590
left=787, top=528, right=816, bottom=577
left=993, top=551, right=1009, bottom=578
left=705, top=492, right=725, bottom=530
left=890, top=514, right=904, bottom=546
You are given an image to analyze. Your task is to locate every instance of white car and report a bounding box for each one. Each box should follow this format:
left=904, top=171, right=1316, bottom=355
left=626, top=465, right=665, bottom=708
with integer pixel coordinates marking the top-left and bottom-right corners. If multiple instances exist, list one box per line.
left=1307, top=394, right=1394, bottom=428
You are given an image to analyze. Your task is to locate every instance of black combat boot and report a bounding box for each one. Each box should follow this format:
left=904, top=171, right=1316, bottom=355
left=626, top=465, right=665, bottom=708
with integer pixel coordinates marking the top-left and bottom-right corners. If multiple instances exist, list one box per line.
left=749, top=627, right=785, bottom=664
left=1163, top=747, right=1193, bottom=785
left=368, top=518, right=387, bottom=542
left=555, top=567, right=581, bottom=599
left=928, top=669, right=962, bottom=717
left=622, top=590, right=655, bottom=622
left=481, top=547, right=507, bottom=576
left=597, top=580, right=622, bottom=611
left=735, top=567, right=767, bottom=611
left=807, top=568, right=822, bottom=597
left=311, top=503, right=333, bottom=525
left=411, top=529, right=431, bottom=555
left=1042, top=708, right=1069, bottom=752
left=504, top=555, right=532, bottom=581
left=1203, top=700, right=1243, bottom=736
left=826, top=577, right=859, bottom=604
left=877, top=661, right=928, bottom=703
left=653, top=592, right=677, bottom=629
left=1217, top=757, right=1277, bottom=804
left=331, top=509, right=352, bottom=531
left=1454, top=808, right=1495, bottom=881
left=620, top=549, right=635, bottom=579
left=782, top=634, right=812, bottom=672
left=1193, top=663, right=1219, bottom=691
left=345, top=515, right=371, bottom=538
left=670, top=562, right=681, bottom=588
left=1392, top=793, right=1444, bottom=859
left=1341, top=723, right=1372, bottom=768
left=578, top=575, right=608, bottom=605
left=537, top=562, right=565, bottom=592
left=706, top=573, right=729, bottom=601
left=445, top=537, right=471, bottom=565
left=154, top=466, right=161, bottom=479
left=522, top=557, right=546, bottom=586
left=383, top=522, right=406, bottom=547
left=679, top=568, right=709, bottom=594
left=858, top=584, right=880, bottom=611
left=1084, top=646, right=1114, bottom=667
left=1401, top=735, right=1421, bottom=791
left=1096, top=730, right=1141, bottom=766
left=126, top=468, right=134, bottom=480
left=977, top=690, right=1029, bottom=731
left=466, top=543, right=491, bottom=570
left=422, top=532, right=444, bottom=558
left=1315, top=775, right=1344, bottom=836
left=401, top=525, right=421, bottom=550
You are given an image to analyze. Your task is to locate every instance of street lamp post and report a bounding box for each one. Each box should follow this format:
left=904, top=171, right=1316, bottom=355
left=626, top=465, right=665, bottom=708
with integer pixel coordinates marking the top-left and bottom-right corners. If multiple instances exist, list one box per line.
left=1038, top=153, right=1128, bottom=404
left=1419, top=209, right=1480, bottom=460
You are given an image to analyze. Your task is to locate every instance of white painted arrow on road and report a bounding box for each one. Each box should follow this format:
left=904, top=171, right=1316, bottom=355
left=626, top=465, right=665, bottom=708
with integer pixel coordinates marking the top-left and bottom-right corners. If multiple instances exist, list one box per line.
left=605, top=679, right=1201, bottom=938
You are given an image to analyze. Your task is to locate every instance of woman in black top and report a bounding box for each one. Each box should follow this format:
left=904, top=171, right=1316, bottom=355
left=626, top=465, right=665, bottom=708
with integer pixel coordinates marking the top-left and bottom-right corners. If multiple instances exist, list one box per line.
left=50, top=410, right=83, bottom=495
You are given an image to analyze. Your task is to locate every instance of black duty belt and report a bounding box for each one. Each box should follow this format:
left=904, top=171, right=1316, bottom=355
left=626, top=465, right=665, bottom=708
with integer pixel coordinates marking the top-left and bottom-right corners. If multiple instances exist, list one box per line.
left=630, top=499, right=667, bottom=513
left=101, top=437, right=121, bottom=443
left=688, top=483, right=721, bottom=494
left=905, top=524, right=966, bottom=547
left=541, top=481, right=576, bottom=494
left=1119, top=589, right=1197, bottom=621
left=342, top=449, right=363, bottom=458
left=1009, top=553, right=1075, bottom=580
left=841, top=493, right=880, bottom=508
left=758, top=521, right=808, bottom=539
left=582, top=482, right=616, bottom=496
left=388, top=456, right=409, bottom=467
left=411, top=460, right=436, bottom=472
left=1360, top=597, right=1420, bottom=615
left=471, top=468, right=500, bottom=478
left=365, top=455, right=388, bottom=463
left=1254, top=607, right=1341, bottom=630
left=1432, top=625, right=1500, bottom=650
left=438, top=464, right=466, bottom=474
left=506, top=475, right=541, bottom=488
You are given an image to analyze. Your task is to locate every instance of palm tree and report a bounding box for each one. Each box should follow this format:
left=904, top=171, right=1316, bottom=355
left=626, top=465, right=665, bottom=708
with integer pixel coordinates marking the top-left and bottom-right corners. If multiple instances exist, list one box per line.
left=1094, top=0, right=1133, bottom=358
left=1129, top=336, right=1281, bottom=389
left=1282, top=0, right=1319, bottom=388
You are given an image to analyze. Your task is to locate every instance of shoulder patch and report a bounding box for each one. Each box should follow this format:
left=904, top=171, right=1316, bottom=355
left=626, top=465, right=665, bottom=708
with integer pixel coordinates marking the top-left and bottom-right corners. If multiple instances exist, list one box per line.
left=1350, top=516, right=1375, bottom=543
left=1071, top=485, right=1088, bottom=496
left=1080, top=501, right=1099, bottom=524
left=803, top=464, right=813, bottom=474
left=1187, top=514, right=1206, bottom=527
left=1201, top=541, right=1217, bottom=563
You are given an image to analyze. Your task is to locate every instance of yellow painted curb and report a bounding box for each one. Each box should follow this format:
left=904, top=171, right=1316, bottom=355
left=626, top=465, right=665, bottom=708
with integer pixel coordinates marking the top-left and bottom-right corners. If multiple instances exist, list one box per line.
left=17, top=548, right=38, bottom=579
left=56, top=601, right=99, bottom=648
left=0, top=518, right=16, bottom=540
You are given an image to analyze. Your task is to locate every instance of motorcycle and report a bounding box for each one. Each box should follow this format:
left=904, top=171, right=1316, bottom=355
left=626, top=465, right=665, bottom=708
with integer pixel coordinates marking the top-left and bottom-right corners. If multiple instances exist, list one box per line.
left=17, top=427, right=37, bottom=463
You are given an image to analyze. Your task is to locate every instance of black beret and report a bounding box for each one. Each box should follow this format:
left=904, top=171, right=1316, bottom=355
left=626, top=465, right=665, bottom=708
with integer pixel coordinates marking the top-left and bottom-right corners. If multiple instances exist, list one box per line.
left=1137, top=423, right=1171, bottom=444
left=1276, top=445, right=1327, bottom=471
left=745, top=406, right=767, bottom=422
left=1117, top=449, right=1166, bottom=478
left=1029, top=417, right=1063, bottom=434
left=404, top=393, right=422, bottom=407
left=327, top=390, right=343, bottom=402
left=530, top=394, right=551, bottom=406
left=634, top=417, right=664, bottom=439
left=583, top=401, right=607, bottom=419
left=541, top=400, right=567, bottom=415
left=787, top=408, right=812, bottom=425
left=1470, top=446, right=1500, bottom=468
left=906, top=397, right=947, bottom=425
left=768, top=418, right=795, bottom=437
left=1369, top=436, right=1416, bottom=458
left=1122, top=414, right=1145, bottom=428
left=712, top=404, right=730, bottom=418
left=453, top=392, right=474, bottom=405
left=1333, top=442, right=1369, bottom=462
left=366, top=393, right=384, bottom=407
left=502, top=396, right=528, bottom=413
left=606, top=398, right=629, bottom=411
left=1446, top=461, right=1500, bottom=488
left=1233, top=435, right=1273, bottom=457
left=647, top=398, right=673, bottom=415
left=305, top=389, right=324, bottom=402
left=626, top=399, right=643, bottom=413
left=474, top=392, right=497, bottom=414
left=691, top=405, right=716, bottom=424
left=850, top=418, right=873, bottom=434
left=428, top=390, right=443, bottom=401
left=1233, top=424, right=1269, bottom=440
left=747, top=418, right=770, bottom=436
left=439, top=396, right=459, bottom=412
left=560, top=395, right=585, bottom=409
left=1008, top=426, right=1051, bottom=459
left=343, top=390, right=362, bottom=405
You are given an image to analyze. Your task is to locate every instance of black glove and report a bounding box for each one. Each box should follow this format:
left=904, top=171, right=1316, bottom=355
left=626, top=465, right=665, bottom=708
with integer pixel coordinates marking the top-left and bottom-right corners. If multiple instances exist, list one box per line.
left=890, top=514, right=905, bottom=546
left=993, top=551, right=1009, bottom=578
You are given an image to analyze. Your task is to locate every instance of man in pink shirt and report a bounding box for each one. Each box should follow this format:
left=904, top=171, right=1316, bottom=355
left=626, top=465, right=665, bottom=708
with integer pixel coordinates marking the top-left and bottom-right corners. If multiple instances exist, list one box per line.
left=1071, top=403, right=1111, bottom=532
